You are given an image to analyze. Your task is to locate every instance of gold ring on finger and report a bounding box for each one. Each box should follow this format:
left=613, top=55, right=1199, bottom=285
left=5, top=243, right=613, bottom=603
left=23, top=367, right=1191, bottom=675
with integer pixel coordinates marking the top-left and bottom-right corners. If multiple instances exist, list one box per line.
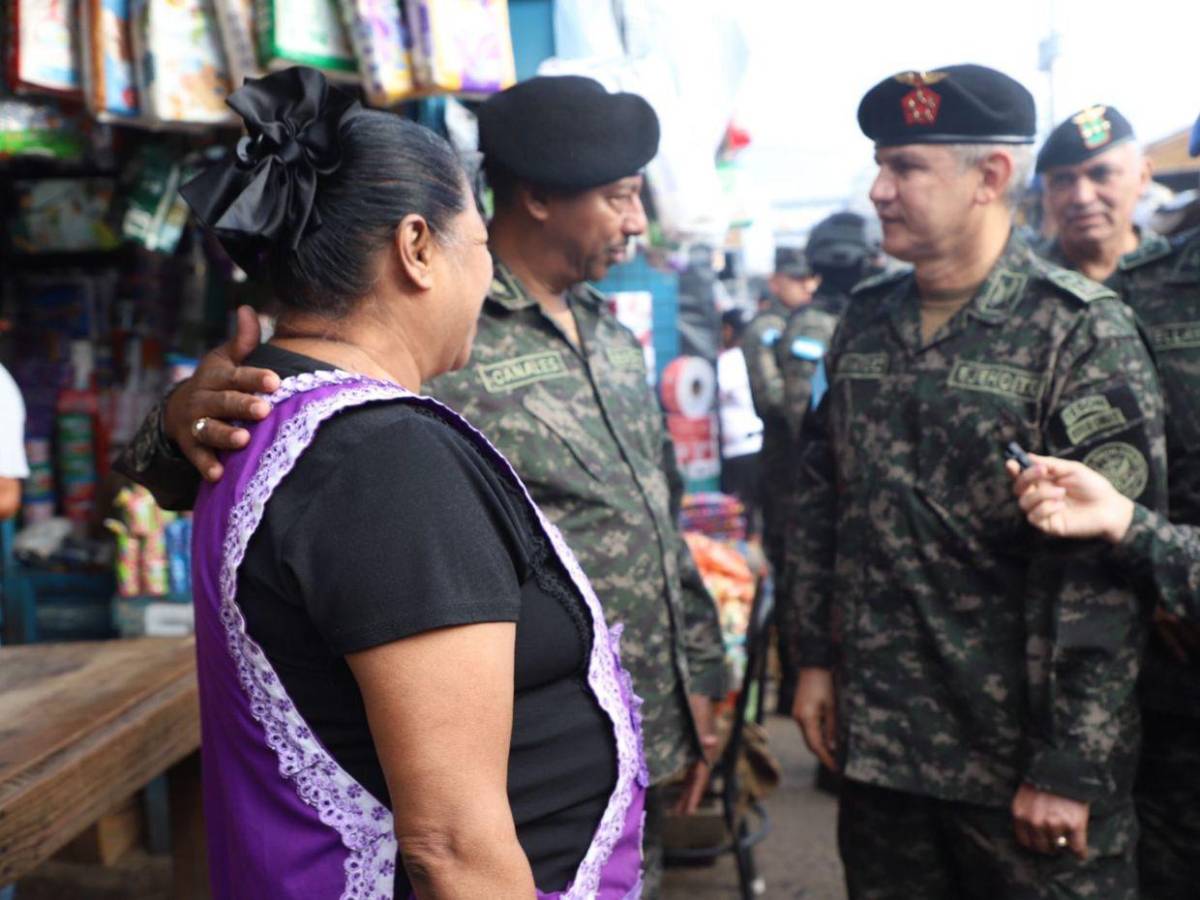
left=192, top=417, right=209, bottom=438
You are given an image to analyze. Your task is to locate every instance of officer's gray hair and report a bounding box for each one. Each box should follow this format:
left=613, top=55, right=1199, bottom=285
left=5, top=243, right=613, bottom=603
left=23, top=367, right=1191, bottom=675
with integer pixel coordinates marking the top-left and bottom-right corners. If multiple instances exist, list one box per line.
left=952, top=144, right=1034, bottom=210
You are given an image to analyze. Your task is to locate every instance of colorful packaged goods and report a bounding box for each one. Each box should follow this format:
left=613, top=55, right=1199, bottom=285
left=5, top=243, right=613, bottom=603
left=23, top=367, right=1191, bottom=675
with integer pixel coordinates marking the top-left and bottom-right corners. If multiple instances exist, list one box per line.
left=0, top=100, right=89, bottom=161
left=340, top=0, right=418, bottom=106
left=80, top=0, right=141, bottom=120
left=7, top=0, right=84, bottom=97
left=212, top=0, right=262, bottom=89
left=130, top=0, right=238, bottom=125
left=9, top=179, right=121, bottom=254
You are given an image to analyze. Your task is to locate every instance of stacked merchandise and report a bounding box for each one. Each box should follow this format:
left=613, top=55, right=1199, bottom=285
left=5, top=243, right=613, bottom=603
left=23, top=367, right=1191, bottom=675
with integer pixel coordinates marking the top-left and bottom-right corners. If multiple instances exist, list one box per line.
left=661, top=355, right=721, bottom=493
left=5, top=0, right=519, bottom=132
left=683, top=531, right=755, bottom=688
left=679, top=491, right=746, bottom=542
left=108, top=485, right=194, bottom=636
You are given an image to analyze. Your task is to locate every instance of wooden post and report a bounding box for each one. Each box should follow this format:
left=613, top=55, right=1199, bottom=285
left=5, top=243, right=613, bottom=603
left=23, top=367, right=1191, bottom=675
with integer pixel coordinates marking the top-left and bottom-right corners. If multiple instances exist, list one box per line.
left=168, top=751, right=210, bottom=900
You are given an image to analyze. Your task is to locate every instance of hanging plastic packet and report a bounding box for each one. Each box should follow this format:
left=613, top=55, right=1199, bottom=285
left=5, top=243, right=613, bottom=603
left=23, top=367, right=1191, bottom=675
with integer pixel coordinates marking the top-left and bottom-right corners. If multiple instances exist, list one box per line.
left=405, top=0, right=516, bottom=97
left=8, top=0, right=84, bottom=98
left=340, top=0, right=420, bottom=106
left=212, top=0, right=262, bottom=89
left=129, top=0, right=238, bottom=126
left=79, top=0, right=142, bottom=121
left=122, top=146, right=190, bottom=253
left=0, top=99, right=89, bottom=161
left=254, top=0, right=358, bottom=83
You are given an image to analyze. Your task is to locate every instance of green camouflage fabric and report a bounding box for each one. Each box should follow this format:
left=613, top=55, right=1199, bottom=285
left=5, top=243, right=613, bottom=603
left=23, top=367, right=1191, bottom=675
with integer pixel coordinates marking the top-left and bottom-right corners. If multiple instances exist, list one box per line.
left=1135, top=709, right=1200, bottom=899
left=427, top=260, right=726, bottom=784
left=1102, top=227, right=1200, bottom=717
left=741, top=299, right=791, bottom=568
left=838, top=778, right=1138, bottom=900
left=1098, top=228, right=1200, bottom=899
left=786, top=232, right=1167, bottom=810
left=778, top=292, right=846, bottom=442
left=1039, top=228, right=1162, bottom=291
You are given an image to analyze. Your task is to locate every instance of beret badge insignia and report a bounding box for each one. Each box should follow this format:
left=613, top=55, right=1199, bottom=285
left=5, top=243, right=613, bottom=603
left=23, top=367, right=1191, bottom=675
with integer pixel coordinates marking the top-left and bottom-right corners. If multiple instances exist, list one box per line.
left=1072, top=105, right=1113, bottom=150
left=895, top=71, right=948, bottom=126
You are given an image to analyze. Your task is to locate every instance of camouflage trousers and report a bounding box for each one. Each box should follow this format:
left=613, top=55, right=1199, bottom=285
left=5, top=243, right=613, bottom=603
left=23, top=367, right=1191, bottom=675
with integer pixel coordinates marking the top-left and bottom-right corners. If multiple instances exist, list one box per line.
left=838, top=778, right=1138, bottom=900
left=1136, top=709, right=1200, bottom=900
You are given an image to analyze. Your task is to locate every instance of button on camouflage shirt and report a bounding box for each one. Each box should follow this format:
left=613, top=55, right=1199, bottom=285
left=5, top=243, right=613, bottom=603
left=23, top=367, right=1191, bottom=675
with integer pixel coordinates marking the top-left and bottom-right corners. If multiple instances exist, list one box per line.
left=787, top=233, right=1167, bottom=809
left=428, top=261, right=726, bottom=783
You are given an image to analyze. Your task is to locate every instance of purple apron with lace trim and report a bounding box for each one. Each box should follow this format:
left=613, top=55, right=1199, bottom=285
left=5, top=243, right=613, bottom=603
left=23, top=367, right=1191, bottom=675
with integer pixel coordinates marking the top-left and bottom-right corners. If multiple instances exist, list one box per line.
left=191, top=371, right=647, bottom=899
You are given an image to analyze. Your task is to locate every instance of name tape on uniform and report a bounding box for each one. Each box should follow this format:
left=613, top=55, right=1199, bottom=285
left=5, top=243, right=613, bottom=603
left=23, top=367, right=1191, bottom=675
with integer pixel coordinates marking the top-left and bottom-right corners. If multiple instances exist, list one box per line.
left=477, top=351, right=570, bottom=393
left=947, top=360, right=1045, bottom=402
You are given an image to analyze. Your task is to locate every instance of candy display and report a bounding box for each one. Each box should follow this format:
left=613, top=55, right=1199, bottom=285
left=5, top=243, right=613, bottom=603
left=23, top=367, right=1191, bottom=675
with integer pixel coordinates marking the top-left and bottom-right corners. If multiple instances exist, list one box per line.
left=107, top=484, right=181, bottom=598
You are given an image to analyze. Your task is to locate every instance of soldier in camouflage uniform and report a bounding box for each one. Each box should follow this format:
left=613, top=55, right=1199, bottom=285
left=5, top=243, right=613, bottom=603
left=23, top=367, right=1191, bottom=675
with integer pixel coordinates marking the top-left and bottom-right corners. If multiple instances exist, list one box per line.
left=773, top=215, right=871, bottom=718
left=743, top=247, right=820, bottom=715
left=787, top=65, right=1167, bottom=899
left=117, top=75, right=725, bottom=897
left=1033, top=106, right=1200, bottom=898
left=1035, top=104, right=1159, bottom=288
left=742, top=246, right=821, bottom=570
left=778, top=213, right=875, bottom=443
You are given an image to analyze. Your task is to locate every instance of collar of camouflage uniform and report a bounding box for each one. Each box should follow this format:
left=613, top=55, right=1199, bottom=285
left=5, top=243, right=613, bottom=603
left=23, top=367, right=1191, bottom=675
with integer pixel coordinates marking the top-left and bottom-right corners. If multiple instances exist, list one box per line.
left=862, top=230, right=1117, bottom=334
left=486, top=257, right=607, bottom=314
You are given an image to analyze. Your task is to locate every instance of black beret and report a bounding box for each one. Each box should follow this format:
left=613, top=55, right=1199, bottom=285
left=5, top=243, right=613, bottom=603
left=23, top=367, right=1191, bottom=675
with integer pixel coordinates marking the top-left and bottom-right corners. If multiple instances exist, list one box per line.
left=807, top=212, right=871, bottom=268
left=858, top=64, right=1036, bottom=147
left=1036, top=105, right=1136, bottom=173
left=774, top=246, right=812, bottom=277
left=478, top=75, right=660, bottom=191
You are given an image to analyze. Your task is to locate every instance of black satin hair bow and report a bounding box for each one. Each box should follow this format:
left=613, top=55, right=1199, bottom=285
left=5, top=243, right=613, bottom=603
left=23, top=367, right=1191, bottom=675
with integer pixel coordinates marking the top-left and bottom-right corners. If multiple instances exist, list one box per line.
left=179, top=67, right=363, bottom=273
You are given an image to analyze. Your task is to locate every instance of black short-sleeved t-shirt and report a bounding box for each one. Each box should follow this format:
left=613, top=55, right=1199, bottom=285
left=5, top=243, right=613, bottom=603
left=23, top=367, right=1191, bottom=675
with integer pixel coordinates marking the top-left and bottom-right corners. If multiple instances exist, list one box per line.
left=235, top=345, right=617, bottom=895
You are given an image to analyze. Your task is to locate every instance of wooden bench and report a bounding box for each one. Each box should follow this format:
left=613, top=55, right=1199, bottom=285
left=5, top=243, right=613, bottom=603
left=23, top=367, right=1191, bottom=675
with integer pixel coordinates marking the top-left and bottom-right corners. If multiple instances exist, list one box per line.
left=0, top=637, right=207, bottom=897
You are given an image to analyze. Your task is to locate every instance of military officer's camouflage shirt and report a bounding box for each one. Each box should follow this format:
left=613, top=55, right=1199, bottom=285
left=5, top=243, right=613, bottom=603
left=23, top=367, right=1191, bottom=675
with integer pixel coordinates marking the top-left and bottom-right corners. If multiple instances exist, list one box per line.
left=428, top=261, right=726, bottom=783
left=1101, top=228, right=1200, bottom=716
left=786, top=232, right=1167, bottom=810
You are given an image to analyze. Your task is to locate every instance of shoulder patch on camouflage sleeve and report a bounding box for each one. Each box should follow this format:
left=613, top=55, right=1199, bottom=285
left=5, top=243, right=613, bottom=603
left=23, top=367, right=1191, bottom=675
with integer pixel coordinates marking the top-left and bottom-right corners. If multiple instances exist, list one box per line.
left=1083, top=441, right=1150, bottom=500
left=761, top=327, right=783, bottom=348
left=1049, top=384, right=1144, bottom=449
left=850, top=266, right=910, bottom=296
left=1118, top=233, right=1173, bottom=271
left=790, top=337, right=826, bottom=361
left=1039, top=264, right=1118, bottom=304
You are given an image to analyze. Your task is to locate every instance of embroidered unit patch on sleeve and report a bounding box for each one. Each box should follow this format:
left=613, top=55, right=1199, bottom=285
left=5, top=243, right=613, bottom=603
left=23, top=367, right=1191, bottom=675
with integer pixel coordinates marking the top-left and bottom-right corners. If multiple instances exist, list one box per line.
left=1083, top=441, right=1149, bottom=500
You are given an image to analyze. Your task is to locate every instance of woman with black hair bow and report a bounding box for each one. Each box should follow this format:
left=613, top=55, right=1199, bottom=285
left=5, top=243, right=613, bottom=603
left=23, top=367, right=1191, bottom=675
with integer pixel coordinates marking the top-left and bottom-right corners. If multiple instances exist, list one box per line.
left=182, top=67, right=646, bottom=899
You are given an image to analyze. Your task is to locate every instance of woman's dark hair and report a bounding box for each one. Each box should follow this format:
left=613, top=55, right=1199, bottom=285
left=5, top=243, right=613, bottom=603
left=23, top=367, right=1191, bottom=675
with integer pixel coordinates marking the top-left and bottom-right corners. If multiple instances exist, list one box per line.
left=268, top=111, right=468, bottom=317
